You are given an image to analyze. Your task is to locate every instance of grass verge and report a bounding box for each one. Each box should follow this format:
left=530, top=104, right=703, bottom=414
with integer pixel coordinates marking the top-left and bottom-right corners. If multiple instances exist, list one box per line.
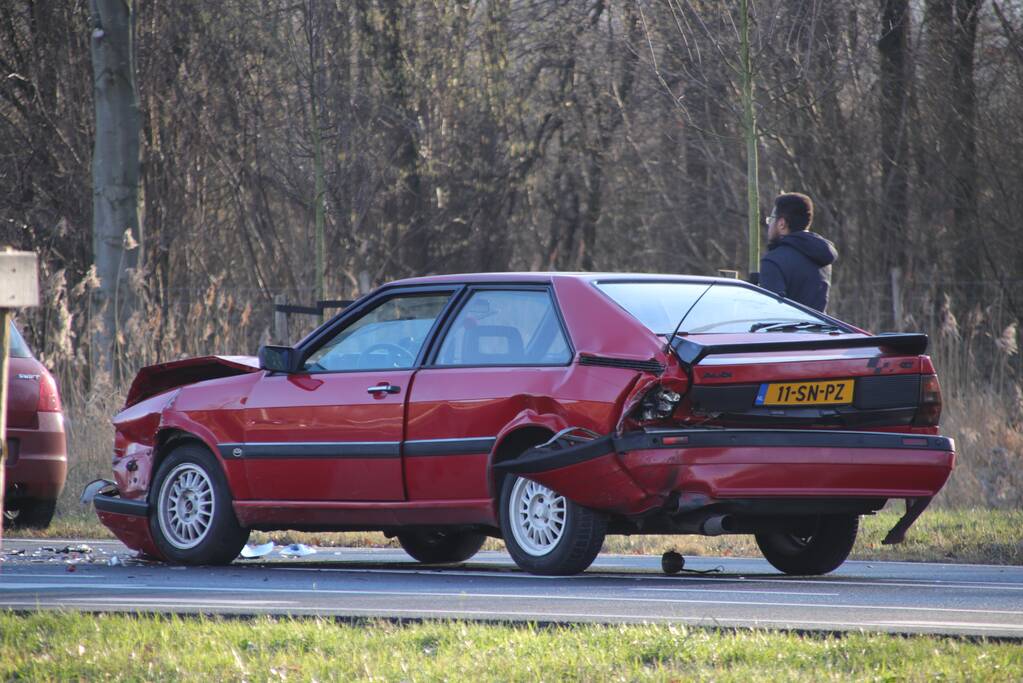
left=14, top=506, right=1022, bottom=566
left=1, top=612, right=1020, bottom=682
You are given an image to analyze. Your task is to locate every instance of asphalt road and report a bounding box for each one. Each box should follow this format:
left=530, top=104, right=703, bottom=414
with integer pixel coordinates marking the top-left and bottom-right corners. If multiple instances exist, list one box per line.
left=2, top=538, right=1022, bottom=639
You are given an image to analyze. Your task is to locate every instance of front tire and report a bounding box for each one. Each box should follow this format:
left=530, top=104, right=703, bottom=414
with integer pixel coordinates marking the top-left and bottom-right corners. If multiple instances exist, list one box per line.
left=499, top=475, right=606, bottom=576
left=755, top=514, right=859, bottom=575
left=397, top=529, right=487, bottom=564
left=149, top=443, right=249, bottom=565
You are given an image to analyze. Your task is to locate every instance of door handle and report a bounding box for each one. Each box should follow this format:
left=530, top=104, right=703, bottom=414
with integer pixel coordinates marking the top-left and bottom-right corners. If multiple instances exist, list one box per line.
left=367, top=382, right=401, bottom=395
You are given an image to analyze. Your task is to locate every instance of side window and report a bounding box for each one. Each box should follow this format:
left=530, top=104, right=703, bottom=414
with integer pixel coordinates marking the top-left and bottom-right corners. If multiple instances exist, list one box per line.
left=435, top=290, right=571, bottom=366
left=302, top=293, right=450, bottom=372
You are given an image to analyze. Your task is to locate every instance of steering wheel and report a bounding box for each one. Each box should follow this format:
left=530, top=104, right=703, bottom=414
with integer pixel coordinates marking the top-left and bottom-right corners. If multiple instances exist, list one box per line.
left=359, top=342, right=415, bottom=369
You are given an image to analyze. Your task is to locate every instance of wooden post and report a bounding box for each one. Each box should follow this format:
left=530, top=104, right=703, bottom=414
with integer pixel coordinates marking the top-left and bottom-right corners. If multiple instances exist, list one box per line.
left=0, top=249, right=39, bottom=548
left=273, top=293, right=289, bottom=345
left=891, top=267, right=904, bottom=331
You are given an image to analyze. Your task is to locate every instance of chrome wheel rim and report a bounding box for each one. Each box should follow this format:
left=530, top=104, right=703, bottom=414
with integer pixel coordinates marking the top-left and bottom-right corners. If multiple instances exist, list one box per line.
left=157, top=463, right=215, bottom=550
left=508, top=477, right=567, bottom=557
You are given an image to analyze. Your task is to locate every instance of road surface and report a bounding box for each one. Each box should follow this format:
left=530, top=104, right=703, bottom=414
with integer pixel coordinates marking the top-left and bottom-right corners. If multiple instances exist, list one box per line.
left=2, top=539, right=1021, bottom=638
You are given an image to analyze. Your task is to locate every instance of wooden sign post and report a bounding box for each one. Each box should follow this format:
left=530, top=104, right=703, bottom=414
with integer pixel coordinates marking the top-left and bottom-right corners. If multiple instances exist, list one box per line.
left=0, top=249, right=39, bottom=548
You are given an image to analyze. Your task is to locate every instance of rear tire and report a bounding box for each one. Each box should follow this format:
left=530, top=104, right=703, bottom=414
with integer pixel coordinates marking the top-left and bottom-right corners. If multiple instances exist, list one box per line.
left=2, top=498, right=57, bottom=529
left=149, top=443, right=249, bottom=565
left=397, top=529, right=487, bottom=564
left=755, top=514, right=859, bottom=575
left=499, top=474, right=606, bottom=576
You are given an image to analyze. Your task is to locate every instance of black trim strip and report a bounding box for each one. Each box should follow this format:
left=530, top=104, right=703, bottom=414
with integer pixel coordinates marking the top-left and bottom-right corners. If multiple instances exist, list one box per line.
left=497, top=428, right=955, bottom=475
left=673, top=333, right=929, bottom=366
left=94, top=493, right=149, bottom=517
left=578, top=355, right=664, bottom=374
left=404, top=437, right=496, bottom=457
left=218, top=442, right=401, bottom=459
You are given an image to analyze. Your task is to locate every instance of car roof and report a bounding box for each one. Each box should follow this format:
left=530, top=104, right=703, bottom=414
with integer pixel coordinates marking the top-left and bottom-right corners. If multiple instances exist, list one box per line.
left=386, top=272, right=752, bottom=288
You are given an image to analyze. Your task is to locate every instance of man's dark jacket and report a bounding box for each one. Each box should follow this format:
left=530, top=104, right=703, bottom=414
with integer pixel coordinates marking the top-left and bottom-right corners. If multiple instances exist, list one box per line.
left=759, top=230, right=837, bottom=312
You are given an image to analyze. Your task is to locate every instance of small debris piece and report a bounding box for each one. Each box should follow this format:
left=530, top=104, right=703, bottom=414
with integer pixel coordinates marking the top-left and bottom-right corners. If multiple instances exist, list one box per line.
left=108, top=555, right=122, bottom=566
left=239, top=542, right=275, bottom=559
left=66, top=564, right=77, bottom=573
left=58, top=544, right=94, bottom=554
left=661, top=551, right=685, bottom=575
left=279, top=543, right=316, bottom=557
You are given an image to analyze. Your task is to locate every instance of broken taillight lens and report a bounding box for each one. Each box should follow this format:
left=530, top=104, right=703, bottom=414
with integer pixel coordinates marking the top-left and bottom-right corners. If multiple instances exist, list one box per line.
left=635, top=385, right=682, bottom=422
left=913, top=374, right=942, bottom=426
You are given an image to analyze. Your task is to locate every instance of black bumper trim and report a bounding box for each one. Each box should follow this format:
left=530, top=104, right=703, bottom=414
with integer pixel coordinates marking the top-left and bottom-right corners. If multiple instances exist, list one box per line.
left=94, top=492, right=149, bottom=517
left=496, top=428, right=954, bottom=475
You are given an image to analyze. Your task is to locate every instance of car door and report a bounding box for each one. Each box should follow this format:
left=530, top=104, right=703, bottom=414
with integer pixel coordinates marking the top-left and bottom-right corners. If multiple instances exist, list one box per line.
left=241, top=289, right=455, bottom=501
left=404, top=287, right=574, bottom=501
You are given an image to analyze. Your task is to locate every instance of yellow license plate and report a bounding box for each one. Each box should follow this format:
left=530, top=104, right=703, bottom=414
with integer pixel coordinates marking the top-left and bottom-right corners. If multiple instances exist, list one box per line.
left=756, top=379, right=854, bottom=406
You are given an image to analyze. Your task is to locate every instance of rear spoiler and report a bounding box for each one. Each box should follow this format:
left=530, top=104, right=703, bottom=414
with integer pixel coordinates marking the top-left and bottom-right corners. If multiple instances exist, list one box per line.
left=672, top=333, right=929, bottom=366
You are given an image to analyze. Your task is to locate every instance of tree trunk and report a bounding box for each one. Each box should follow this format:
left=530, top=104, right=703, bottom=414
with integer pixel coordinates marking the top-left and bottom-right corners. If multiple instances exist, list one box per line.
left=878, top=0, right=911, bottom=322
left=89, top=0, right=140, bottom=380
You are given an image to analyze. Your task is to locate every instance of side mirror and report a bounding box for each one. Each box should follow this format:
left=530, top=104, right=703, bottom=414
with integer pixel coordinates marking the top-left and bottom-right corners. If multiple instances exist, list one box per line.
left=258, top=345, right=298, bottom=373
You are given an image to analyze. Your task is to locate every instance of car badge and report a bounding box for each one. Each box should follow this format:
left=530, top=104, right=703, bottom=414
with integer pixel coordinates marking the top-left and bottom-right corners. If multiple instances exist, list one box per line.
left=16, top=373, right=40, bottom=380
left=232, top=447, right=244, bottom=458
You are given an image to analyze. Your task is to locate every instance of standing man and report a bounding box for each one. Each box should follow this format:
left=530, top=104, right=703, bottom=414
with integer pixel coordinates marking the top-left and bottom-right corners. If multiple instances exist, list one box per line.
left=759, top=192, right=837, bottom=312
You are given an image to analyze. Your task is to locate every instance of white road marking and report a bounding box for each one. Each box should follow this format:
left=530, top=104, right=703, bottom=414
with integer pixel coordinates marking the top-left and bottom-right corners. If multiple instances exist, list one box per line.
left=66, top=597, right=292, bottom=607
left=628, top=588, right=839, bottom=597
left=267, top=565, right=1023, bottom=590
left=5, top=601, right=1018, bottom=634
left=2, top=583, right=1022, bottom=619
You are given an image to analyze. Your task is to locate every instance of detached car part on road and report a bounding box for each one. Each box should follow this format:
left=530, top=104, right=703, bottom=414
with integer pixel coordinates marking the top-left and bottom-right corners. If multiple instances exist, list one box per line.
left=4, top=322, right=67, bottom=529
left=86, top=273, right=955, bottom=575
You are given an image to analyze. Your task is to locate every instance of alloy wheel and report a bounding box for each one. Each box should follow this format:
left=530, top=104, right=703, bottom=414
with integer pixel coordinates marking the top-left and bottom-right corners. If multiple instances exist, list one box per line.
left=508, top=477, right=567, bottom=556
left=157, top=463, right=215, bottom=550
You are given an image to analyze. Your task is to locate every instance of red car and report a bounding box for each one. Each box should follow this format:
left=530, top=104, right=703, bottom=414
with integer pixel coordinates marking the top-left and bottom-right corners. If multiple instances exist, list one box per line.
left=4, top=322, right=66, bottom=528
left=89, top=273, right=954, bottom=575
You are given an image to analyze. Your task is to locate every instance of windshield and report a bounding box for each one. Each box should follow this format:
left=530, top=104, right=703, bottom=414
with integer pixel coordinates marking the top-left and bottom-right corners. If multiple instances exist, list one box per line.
left=595, top=281, right=831, bottom=335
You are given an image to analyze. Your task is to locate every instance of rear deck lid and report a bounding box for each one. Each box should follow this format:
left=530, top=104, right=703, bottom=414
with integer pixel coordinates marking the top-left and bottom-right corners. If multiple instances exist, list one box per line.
left=677, top=332, right=929, bottom=427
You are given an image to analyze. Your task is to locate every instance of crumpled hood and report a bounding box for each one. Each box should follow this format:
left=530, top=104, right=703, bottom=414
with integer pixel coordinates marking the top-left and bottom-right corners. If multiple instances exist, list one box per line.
left=124, top=355, right=260, bottom=407
left=772, top=231, right=837, bottom=267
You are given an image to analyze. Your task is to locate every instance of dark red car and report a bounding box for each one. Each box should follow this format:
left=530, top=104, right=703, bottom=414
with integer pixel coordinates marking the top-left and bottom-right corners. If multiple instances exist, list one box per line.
left=4, top=322, right=66, bottom=528
left=89, top=273, right=954, bottom=575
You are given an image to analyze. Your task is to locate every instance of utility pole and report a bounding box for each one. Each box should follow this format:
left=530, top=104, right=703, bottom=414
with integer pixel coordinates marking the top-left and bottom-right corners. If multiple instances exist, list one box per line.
left=0, top=249, right=39, bottom=548
left=740, top=0, right=761, bottom=278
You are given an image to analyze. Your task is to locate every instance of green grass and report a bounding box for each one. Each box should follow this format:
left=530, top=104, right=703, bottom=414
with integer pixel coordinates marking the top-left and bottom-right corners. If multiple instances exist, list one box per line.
left=0, top=612, right=1019, bottom=682
left=10, top=507, right=1023, bottom=566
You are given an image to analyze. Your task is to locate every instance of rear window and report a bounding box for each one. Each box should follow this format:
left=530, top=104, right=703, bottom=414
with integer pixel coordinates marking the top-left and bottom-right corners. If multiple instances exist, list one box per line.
left=595, top=281, right=825, bottom=335
left=9, top=322, right=32, bottom=358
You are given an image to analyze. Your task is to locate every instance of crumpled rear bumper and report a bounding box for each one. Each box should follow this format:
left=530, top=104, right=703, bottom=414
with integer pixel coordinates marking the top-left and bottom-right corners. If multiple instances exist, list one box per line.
left=496, top=428, right=955, bottom=541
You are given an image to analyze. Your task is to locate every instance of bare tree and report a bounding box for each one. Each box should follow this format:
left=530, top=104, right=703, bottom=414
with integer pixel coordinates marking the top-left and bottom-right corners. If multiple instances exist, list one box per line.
left=88, top=0, right=140, bottom=377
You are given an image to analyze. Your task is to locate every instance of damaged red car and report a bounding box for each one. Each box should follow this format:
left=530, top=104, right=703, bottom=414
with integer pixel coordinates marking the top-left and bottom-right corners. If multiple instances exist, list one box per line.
left=88, top=273, right=954, bottom=575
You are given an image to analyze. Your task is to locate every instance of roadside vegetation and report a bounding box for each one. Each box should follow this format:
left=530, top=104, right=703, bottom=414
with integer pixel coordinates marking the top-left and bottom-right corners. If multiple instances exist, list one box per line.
left=2, top=613, right=1021, bottom=682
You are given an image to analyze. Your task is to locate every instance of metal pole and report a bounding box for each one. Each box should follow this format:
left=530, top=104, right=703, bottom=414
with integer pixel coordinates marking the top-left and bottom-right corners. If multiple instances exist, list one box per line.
left=0, top=309, right=11, bottom=548
left=740, top=0, right=761, bottom=277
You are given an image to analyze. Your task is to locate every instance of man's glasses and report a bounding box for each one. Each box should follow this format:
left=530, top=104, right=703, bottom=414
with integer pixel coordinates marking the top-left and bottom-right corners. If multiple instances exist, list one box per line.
left=764, top=213, right=777, bottom=226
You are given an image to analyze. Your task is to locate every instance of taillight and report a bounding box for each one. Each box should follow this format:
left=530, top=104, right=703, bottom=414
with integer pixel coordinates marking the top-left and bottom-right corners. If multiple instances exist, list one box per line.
left=37, top=369, right=62, bottom=412
left=913, top=374, right=942, bottom=426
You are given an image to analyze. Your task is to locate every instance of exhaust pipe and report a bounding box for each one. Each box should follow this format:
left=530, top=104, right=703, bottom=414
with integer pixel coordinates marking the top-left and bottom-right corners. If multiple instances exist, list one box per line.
left=700, top=515, right=733, bottom=536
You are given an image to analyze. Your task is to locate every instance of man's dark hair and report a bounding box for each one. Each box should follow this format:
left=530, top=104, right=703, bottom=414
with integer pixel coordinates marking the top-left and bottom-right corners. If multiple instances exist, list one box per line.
left=774, top=192, right=813, bottom=232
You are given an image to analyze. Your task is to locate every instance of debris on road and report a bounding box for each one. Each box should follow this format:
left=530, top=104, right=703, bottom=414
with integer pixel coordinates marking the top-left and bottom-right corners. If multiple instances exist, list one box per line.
left=279, top=543, right=316, bottom=557
left=239, top=542, right=275, bottom=559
